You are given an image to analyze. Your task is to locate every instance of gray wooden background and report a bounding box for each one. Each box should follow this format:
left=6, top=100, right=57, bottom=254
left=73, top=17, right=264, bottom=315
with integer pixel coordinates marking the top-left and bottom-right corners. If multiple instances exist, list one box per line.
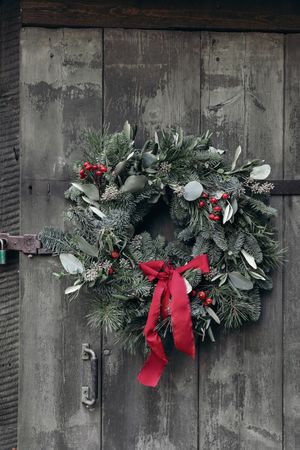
left=17, top=28, right=299, bottom=450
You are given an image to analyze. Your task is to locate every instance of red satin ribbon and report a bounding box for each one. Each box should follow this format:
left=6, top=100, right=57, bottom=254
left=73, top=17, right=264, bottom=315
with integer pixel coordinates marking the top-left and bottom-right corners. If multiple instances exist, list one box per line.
left=137, top=254, right=210, bottom=387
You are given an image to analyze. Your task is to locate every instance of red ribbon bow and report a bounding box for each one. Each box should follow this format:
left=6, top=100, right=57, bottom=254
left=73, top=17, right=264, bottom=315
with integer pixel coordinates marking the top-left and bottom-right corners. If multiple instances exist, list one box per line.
left=137, top=254, right=210, bottom=387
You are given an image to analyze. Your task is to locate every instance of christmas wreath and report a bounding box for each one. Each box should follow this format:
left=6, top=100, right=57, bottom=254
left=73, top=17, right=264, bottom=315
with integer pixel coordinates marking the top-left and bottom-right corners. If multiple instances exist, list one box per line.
left=41, top=122, right=282, bottom=387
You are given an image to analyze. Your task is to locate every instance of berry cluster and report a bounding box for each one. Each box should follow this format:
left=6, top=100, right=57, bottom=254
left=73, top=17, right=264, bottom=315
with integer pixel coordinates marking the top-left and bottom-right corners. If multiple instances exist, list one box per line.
left=79, top=161, right=108, bottom=180
left=191, top=289, right=213, bottom=307
left=198, top=192, right=230, bottom=222
left=107, top=249, right=120, bottom=277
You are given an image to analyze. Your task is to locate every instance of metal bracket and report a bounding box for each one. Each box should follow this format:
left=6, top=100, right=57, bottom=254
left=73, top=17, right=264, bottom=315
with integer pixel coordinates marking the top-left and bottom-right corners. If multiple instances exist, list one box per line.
left=0, top=233, right=52, bottom=255
left=269, top=180, right=300, bottom=196
left=81, top=343, right=98, bottom=408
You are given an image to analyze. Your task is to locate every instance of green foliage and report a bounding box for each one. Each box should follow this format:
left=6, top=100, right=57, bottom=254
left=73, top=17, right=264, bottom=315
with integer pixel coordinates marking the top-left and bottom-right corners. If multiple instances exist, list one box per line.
left=40, top=122, right=282, bottom=354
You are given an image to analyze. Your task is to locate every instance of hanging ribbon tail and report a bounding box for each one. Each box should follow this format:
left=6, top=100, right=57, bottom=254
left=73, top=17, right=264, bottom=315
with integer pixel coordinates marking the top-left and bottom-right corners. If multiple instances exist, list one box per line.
left=137, top=350, right=168, bottom=387
left=170, top=270, right=195, bottom=358
left=137, top=279, right=168, bottom=387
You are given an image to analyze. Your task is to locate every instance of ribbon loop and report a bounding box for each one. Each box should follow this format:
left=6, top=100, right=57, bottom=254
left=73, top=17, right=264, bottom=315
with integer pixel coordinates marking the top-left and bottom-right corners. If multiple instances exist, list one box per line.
left=137, top=254, right=210, bottom=387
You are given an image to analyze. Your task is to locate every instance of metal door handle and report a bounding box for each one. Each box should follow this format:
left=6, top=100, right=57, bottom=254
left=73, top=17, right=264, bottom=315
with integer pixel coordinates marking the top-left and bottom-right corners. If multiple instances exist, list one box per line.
left=81, top=343, right=98, bottom=408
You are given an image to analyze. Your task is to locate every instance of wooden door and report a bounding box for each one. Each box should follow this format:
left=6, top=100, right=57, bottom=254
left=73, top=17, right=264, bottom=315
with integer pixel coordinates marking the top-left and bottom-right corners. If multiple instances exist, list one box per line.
left=18, top=27, right=299, bottom=450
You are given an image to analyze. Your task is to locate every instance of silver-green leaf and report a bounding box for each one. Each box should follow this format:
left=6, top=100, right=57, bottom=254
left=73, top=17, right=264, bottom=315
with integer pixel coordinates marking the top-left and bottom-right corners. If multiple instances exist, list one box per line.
left=231, top=145, right=242, bottom=170
left=142, top=152, right=158, bottom=168
left=120, top=175, right=147, bottom=193
left=73, top=236, right=98, bottom=258
left=183, top=181, right=203, bottom=201
left=250, top=164, right=271, bottom=180
left=241, top=249, right=257, bottom=269
left=206, top=307, right=221, bottom=324
left=229, top=271, right=253, bottom=290
left=65, top=284, right=83, bottom=295
left=223, top=202, right=234, bottom=224
left=90, top=206, right=106, bottom=219
left=59, top=253, right=84, bottom=275
left=71, top=182, right=99, bottom=201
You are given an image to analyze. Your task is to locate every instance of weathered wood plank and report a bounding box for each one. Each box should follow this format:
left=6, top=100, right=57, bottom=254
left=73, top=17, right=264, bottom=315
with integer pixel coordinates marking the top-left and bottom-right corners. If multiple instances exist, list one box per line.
left=0, top=1, right=20, bottom=449
left=200, top=32, right=283, bottom=450
left=103, top=28, right=200, bottom=450
left=19, top=28, right=102, bottom=449
left=283, top=34, right=300, bottom=450
left=21, top=0, right=300, bottom=32
left=241, top=33, right=283, bottom=450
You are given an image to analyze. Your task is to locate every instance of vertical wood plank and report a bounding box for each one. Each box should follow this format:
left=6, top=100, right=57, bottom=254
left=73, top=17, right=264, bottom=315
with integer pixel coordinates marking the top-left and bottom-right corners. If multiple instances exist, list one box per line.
left=103, top=29, right=200, bottom=450
left=283, top=34, right=300, bottom=450
left=19, top=28, right=102, bottom=450
left=200, top=32, right=283, bottom=450
left=0, top=1, right=20, bottom=449
left=242, top=33, right=283, bottom=450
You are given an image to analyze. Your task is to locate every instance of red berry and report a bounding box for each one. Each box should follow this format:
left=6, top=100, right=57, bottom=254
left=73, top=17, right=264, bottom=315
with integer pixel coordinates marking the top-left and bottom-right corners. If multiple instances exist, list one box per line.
left=199, top=200, right=206, bottom=208
left=111, top=250, right=119, bottom=259
left=198, top=291, right=206, bottom=300
left=92, top=164, right=98, bottom=170
left=202, top=192, right=209, bottom=198
left=222, top=193, right=229, bottom=200
left=209, top=197, right=218, bottom=204
left=79, top=169, right=85, bottom=176
left=205, top=297, right=213, bottom=306
left=191, top=290, right=197, bottom=296
left=86, top=163, right=93, bottom=171
left=213, top=215, right=221, bottom=221
left=95, top=170, right=103, bottom=176
left=99, top=164, right=108, bottom=173
left=108, top=267, right=113, bottom=275
left=208, top=213, right=215, bottom=220
left=80, top=173, right=86, bottom=180
left=83, top=161, right=90, bottom=168
left=213, top=206, right=222, bottom=212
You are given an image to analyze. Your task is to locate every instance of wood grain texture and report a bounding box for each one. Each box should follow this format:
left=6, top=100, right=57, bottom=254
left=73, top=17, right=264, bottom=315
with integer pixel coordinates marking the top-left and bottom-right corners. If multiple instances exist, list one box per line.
left=0, top=1, right=20, bottom=449
left=103, top=29, right=201, bottom=450
left=21, top=0, right=300, bottom=32
left=200, top=32, right=284, bottom=450
left=19, top=28, right=102, bottom=450
left=283, top=34, right=300, bottom=450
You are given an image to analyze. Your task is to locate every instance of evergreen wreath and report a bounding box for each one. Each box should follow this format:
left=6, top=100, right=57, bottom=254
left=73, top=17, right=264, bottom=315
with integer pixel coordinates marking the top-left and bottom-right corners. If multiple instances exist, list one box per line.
left=40, top=121, right=283, bottom=386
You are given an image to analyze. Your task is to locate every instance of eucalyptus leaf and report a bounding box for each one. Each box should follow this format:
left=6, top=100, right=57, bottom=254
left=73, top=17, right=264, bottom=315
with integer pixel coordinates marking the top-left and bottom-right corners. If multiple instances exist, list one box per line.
left=74, top=236, right=98, bottom=257
left=65, top=284, right=83, bottom=295
left=123, top=120, right=131, bottom=140
left=231, top=198, right=238, bottom=215
left=231, top=145, right=242, bottom=170
left=223, top=202, right=234, bottom=224
left=126, top=151, right=135, bottom=160
left=81, top=196, right=99, bottom=207
left=59, top=253, right=84, bottom=275
left=113, top=160, right=127, bottom=176
left=249, top=270, right=266, bottom=281
left=183, top=181, right=203, bottom=201
left=241, top=249, right=257, bottom=269
left=208, top=327, right=216, bottom=342
left=71, top=182, right=99, bottom=201
left=142, top=152, right=158, bottom=168
left=250, top=164, right=271, bottom=180
left=219, top=273, right=228, bottom=286
left=90, top=206, right=106, bottom=219
left=120, top=175, right=147, bottom=193
left=229, top=271, right=253, bottom=290
left=206, top=307, right=221, bottom=324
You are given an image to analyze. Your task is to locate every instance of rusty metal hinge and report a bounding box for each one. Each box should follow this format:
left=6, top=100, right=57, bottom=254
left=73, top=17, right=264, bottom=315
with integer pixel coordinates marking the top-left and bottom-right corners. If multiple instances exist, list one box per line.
left=0, top=233, right=52, bottom=255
